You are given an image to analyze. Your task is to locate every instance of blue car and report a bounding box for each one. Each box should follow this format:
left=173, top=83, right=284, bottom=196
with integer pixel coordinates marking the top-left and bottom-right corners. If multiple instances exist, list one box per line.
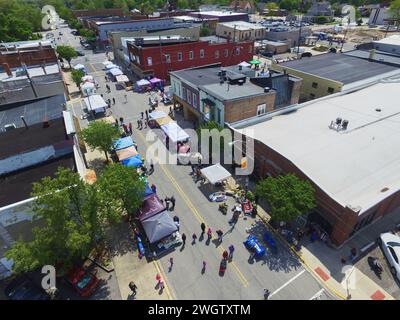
left=244, top=235, right=266, bottom=258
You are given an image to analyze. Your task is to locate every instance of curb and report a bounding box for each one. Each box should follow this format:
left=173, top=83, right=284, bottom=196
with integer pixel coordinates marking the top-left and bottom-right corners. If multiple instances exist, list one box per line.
left=255, top=211, right=348, bottom=300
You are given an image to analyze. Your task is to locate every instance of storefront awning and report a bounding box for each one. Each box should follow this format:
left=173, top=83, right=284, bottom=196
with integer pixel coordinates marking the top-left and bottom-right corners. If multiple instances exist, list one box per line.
left=200, top=163, right=231, bottom=185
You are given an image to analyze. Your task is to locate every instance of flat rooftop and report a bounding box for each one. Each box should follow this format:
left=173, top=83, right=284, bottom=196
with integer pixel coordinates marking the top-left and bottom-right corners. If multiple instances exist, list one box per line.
left=344, top=49, right=400, bottom=67
left=279, top=53, right=399, bottom=84
left=0, top=63, right=60, bottom=81
left=0, top=155, right=75, bottom=207
left=0, top=95, right=65, bottom=130
left=0, top=117, right=66, bottom=160
left=192, top=11, right=247, bottom=17
left=218, top=21, right=265, bottom=30
left=373, top=35, right=400, bottom=46
left=235, top=81, right=400, bottom=213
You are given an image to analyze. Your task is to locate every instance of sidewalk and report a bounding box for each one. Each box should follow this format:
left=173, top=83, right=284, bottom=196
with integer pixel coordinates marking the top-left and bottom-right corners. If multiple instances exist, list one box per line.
left=107, top=222, right=174, bottom=300
left=232, top=174, right=397, bottom=300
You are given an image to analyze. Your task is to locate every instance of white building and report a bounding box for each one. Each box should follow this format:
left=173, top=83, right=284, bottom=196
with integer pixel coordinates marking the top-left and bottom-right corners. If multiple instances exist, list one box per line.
left=373, top=35, right=400, bottom=55
left=216, top=21, right=266, bottom=41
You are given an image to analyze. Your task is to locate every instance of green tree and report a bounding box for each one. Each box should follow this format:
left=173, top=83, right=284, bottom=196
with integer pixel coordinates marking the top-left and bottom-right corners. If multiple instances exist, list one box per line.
left=200, top=26, right=211, bottom=37
left=71, top=68, right=85, bottom=87
left=390, top=0, right=400, bottom=30
left=255, top=174, right=316, bottom=222
left=265, top=2, right=279, bottom=10
left=97, top=163, right=145, bottom=217
left=80, top=121, right=120, bottom=161
left=5, top=168, right=100, bottom=274
left=56, top=45, right=78, bottom=68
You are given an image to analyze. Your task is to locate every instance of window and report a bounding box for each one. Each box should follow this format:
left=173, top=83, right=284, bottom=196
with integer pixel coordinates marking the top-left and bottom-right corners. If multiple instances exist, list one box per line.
left=217, top=109, right=221, bottom=124
left=178, top=52, right=183, bottom=61
left=257, top=104, right=266, bottom=116
left=165, top=54, right=171, bottom=63
left=200, top=49, right=205, bottom=58
left=187, top=91, right=192, bottom=104
left=147, top=57, right=152, bottom=66
left=136, top=56, right=140, bottom=64
left=327, top=87, right=334, bottom=94
left=248, top=45, right=252, bottom=53
left=235, top=47, right=240, bottom=55
left=309, top=93, right=316, bottom=99
left=312, top=82, right=318, bottom=89
left=193, top=93, right=198, bottom=108
left=183, top=87, right=187, bottom=100
left=189, top=51, right=194, bottom=60
left=389, top=247, right=399, bottom=264
left=224, top=49, right=228, bottom=57
left=215, top=50, right=219, bottom=59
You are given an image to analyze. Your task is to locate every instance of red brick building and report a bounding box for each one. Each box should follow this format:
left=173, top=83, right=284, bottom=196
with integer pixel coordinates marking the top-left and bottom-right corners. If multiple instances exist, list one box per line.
left=127, top=36, right=254, bottom=81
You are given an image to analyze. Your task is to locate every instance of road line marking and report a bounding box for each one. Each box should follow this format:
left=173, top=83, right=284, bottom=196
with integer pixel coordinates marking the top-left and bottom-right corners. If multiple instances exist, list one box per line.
left=309, top=288, right=324, bottom=300
left=134, top=129, right=249, bottom=288
left=153, top=260, right=175, bottom=300
left=269, top=269, right=306, bottom=298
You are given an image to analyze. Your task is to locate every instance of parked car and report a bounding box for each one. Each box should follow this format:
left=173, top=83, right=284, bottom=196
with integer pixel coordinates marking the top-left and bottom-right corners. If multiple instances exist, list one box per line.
left=379, top=232, right=400, bottom=281
left=301, top=52, right=313, bottom=58
left=66, top=267, right=100, bottom=297
left=4, top=276, right=50, bottom=300
left=209, top=192, right=227, bottom=202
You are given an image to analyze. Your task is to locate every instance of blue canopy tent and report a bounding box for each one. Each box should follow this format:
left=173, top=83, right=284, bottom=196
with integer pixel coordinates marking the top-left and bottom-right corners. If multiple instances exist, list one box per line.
left=121, top=154, right=143, bottom=168
left=114, top=136, right=135, bottom=151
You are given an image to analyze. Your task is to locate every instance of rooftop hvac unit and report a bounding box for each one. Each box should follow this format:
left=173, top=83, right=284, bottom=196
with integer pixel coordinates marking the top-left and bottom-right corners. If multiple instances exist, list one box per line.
left=4, top=123, right=16, bottom=132
left=264, top=87, right=270, bottom=93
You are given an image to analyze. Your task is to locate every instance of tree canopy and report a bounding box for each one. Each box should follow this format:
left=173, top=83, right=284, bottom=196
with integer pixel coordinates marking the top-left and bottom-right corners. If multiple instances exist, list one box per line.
left=71, top=68, right=85, bottom=87
left=80, top=121, right=120, bottom=161
left=56, top=45, right=78, bottom=68
left=255, top=174, right=316, bottom=222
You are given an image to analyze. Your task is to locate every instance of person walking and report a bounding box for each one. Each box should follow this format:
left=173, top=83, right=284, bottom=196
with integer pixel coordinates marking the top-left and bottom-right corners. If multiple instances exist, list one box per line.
left=151, top=184, right=156, bottom=193
left=170, top=196, right=176, bottom=210
left=150, top=163, right=154, bottom=174
left=112, top=97, right=115, bottom=105
left=122, top=123, right=128, bottom=135
left=141, top=111, right=144, bottom=119
left=228, top=245, right=235, bottom=261
left=165, top=197, right=170, bottom=210
left=124, top=93, right=128, bottom=103
left=192, top=233, right=197, bottom=244
left=119, top=117, right=124, bottom=126
left=201, top=222, right=206, bottom=235
left=207, top=227, right=212, bottom=240
left=159, top=279, right=165, bottom=290
left=264, top=288, right=270, bottom=300
left=216, top=229, right=223, bottom=242
left=145, top=110, right=149, bottom=122
left=105, top=75, right=108, bottom=82
left=169, top=257, right=174, bottom=268
left=156, top=273, right=161, bottom=285
left=137, top=119, right=141, bottom=129
left=128, top=122, right=133, bottom=135
left=129, top=281, right=137, bottom=296
left=181, top=233, right=186, bottom=245
left=202, top=261, right=207, bottom=272
left=222, top=250, right=229, bottom=260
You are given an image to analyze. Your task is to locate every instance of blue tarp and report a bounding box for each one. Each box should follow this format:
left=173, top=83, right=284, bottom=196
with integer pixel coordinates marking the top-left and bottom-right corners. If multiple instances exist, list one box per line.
left=144, top=182, right=154, bottom=197
left=121, top=154, right=143, bottom=168
left=244, top=235, right=266, bottom=257
left=114, top=136, right=135, bottom=151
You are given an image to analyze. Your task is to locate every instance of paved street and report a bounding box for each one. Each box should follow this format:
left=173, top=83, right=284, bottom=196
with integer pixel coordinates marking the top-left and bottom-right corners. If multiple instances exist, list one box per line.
left=57, top=23, right=336, bottom=300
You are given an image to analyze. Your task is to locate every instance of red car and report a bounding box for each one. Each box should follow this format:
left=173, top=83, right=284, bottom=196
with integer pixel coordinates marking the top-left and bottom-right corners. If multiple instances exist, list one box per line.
left=66, top=267, right=100, bottom=297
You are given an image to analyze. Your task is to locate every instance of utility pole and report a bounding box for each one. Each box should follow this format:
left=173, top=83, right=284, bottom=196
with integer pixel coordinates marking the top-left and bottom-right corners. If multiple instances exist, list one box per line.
left=297, top=15, right=302, bottom=57
left=340, top=17, right=350, bottom=53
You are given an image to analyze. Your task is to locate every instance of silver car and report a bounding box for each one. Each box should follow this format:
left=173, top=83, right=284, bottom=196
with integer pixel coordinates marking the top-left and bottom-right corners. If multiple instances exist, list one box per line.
left=379, top=232, right=400, bottom=281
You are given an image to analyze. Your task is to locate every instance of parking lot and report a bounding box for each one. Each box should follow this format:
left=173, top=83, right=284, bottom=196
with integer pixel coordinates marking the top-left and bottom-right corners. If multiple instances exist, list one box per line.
left=356, top=243, right=400, bottom=300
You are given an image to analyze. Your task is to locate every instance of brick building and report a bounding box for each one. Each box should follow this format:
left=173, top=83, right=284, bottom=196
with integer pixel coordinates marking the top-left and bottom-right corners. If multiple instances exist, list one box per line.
left=127, top=36, right=254, bottom=81
left=170, top=64, right=302, bottom=126
left=230, top=81, right=400, bottom=246
left=72, top=8, right=127, bottom=18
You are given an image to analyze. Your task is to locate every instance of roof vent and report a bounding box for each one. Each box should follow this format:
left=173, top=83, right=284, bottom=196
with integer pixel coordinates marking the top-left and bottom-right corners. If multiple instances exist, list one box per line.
left=336, top=117, right=342, bottom=126
left=264, top=87, right=270, bottom=93
left=341, top=119, right=349, bottom=130
left=375, top=108, right=381, bottom=112
left=381, top=187, right=389, bottom=193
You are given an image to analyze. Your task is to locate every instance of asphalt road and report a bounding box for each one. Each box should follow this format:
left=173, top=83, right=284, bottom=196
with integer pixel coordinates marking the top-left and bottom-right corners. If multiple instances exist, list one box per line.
left=60, top=24, right=335, bottom=300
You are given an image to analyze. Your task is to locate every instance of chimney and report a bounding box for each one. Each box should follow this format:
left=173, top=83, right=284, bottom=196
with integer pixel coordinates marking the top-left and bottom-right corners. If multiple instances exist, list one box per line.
left=2, top=63, right=12, bottom=76
left=264, top=87, right=270, bottom=93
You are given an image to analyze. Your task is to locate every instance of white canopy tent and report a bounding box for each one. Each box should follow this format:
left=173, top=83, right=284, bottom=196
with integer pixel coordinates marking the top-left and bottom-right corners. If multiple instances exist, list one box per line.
left=83, top=95, right=107, bottom=114
left=200, top=163, right=231, bottom=185
left=73, top=64, right=86, bottom=71
left=105, top=63, right=119, bottom=70
left=149, top=111, right=167, bottom=120
left=81, top=75, right=94, bottom=82
left=102, top=60, right=113, bottom=67
left=115, top=74, right=129, bottom=83
left=108, top=68, right=123, bottom=76
left=136, top=79, right=151, bottom=86
left=160, top=121, right=190, bottom=143
left=238, top=61, right=251, bottom=68
left=81, top=81, right=96, bottom=96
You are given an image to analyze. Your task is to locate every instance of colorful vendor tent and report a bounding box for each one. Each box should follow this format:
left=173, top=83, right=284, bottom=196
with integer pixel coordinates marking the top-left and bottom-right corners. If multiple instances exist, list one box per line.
left=138, top=194, right=166, bottom=221
left=113, top=136, right=135, bottom=151
left=121, top=154, right=143, bottom=168
left=160, top=122, right=190, bottom=143
left=116, top=146, right=138, bottom=161
left=108, top=68, right=123, bottom=76
left=141, top=210, right=178, bottom=244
